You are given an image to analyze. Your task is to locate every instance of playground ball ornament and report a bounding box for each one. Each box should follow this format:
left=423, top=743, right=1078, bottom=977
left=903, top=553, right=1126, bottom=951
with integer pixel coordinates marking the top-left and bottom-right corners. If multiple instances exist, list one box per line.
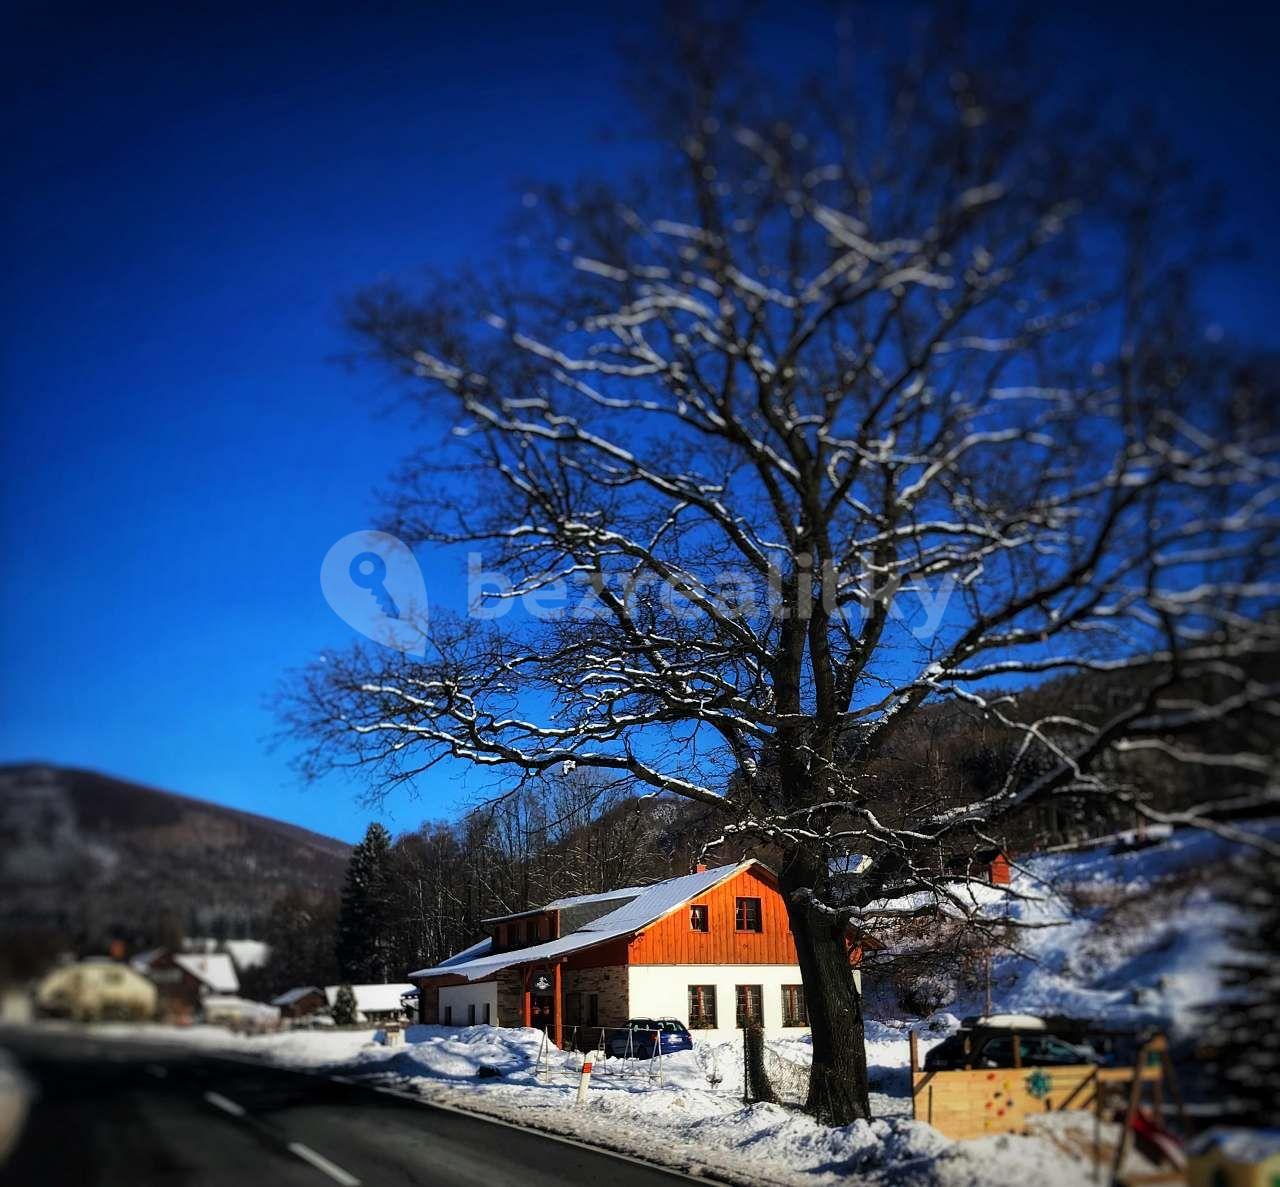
left=1025, top=1070, right=1054, bottom=1100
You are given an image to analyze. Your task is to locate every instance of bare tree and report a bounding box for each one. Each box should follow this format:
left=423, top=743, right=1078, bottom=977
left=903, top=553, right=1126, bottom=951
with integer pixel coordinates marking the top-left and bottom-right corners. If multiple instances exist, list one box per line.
left=286, top=19, right=1279, bottom=1121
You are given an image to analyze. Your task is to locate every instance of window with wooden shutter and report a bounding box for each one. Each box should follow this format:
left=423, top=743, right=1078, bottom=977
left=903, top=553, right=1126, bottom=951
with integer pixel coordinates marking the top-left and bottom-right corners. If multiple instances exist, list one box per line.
left=781, top=984, right=807, bottom=1026
left=735, top=897, right=762, bottom=932
left=735, top=984, right=763, bottom=1027
left=688, top=984, right=717, bottom=1028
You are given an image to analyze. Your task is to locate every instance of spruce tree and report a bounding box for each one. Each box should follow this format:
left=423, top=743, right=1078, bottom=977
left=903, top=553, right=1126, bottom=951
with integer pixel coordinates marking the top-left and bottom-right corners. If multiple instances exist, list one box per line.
left=331, top=983, right=358, bottom=1026
left=335, top=822, right=394, bottom=983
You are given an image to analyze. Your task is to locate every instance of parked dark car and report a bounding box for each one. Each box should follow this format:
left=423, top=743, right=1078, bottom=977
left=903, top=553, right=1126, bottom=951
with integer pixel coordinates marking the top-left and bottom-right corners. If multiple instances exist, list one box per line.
left=603, top=1018, right=694, bottom=1059
left=924, top=1027, right=1101, bottom=1071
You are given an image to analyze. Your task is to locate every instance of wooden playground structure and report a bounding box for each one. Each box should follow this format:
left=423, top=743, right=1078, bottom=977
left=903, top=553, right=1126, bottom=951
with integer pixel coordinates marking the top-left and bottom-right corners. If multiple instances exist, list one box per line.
left=910, top=1031, right=1188, bottom=1185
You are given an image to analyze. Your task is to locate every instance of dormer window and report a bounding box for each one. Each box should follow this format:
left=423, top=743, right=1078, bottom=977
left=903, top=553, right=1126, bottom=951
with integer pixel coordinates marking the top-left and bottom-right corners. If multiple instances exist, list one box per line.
left=689, top=904, right=709, bottom=932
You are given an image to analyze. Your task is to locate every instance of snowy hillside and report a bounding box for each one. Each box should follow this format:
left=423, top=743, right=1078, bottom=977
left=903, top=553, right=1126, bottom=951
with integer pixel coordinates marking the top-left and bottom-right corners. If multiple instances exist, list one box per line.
left=869, top=824, right=1272, bottom=1041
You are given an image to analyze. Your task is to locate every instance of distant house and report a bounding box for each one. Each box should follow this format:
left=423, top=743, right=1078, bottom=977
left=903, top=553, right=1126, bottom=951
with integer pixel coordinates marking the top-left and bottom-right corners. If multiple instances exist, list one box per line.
left=35, top=958, right=157, bottom=1022
left=181, top=938, right=272, bottom=975
left=271, top=986, right=327, bottom=1019
left=132, top=949, right=239, bottom=1021
left=324, top=983, right=415, bottom=1024
left=202, top=995, right=280, bottom=1030
left=410, top=860, right=866, bottom=1045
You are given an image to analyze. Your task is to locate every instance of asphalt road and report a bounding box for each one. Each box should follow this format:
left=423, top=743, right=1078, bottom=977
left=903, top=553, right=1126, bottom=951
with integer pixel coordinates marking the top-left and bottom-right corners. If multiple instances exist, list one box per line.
left=0, top=1028, right=706, bottom=1187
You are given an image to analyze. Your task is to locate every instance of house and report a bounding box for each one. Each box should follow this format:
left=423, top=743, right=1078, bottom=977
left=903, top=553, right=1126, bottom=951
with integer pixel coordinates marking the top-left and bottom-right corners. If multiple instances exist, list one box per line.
left=35, top=958, right=158, bottom=1022
left=202, top=995, right=281, bottom=1030
left=944, top=847, right=1013, bottom=887
left=181, top=938, right=272, bottom=975
left=324, top=983, right=415, bottom=1024
left=409, top=860, right=864, bottom=1046
left=271, top=985, right=328, bottom=1019
left=131, top=949, right=239, bottom=1021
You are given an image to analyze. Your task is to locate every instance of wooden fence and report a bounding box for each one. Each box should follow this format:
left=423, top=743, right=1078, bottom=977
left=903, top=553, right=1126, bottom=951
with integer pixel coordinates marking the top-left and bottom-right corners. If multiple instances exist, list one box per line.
left=909, top=1031, right=1164, bottom=1141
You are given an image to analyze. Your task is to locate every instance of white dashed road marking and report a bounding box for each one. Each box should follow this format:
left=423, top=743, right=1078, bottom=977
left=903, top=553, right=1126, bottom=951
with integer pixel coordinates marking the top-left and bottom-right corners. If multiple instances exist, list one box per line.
left=202, top=1091, right=246, bottom=1118
left=287, top=1141, right=363, bottom=1186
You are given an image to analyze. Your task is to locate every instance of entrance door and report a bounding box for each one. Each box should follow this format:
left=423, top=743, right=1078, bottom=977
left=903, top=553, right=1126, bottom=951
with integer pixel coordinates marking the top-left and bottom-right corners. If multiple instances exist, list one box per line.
left=530, top=993, right=554, bottom=1030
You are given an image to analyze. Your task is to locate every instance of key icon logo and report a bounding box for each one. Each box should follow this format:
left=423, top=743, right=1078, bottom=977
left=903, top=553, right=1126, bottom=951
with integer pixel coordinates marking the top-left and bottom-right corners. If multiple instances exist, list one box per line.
left=321, top=531, right=427, bottom=656
left=349, top=551, right=399, bottom=619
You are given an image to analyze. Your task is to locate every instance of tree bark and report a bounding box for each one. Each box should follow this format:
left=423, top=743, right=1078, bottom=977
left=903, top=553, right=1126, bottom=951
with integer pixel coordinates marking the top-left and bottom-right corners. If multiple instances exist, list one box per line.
left=779, top=849, right=872, bottom=1124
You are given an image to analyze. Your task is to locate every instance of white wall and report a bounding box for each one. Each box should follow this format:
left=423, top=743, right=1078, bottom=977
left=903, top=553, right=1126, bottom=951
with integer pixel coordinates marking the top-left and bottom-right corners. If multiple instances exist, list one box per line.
left=438, top=981, right=498, bottom=1027
left=627, top=964, right=859, bottom=1043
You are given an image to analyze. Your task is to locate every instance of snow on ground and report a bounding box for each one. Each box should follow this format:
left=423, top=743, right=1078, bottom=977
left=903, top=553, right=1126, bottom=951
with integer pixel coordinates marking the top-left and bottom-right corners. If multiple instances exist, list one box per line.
left=62, top=828, right=1270, bottom=1186
left=891, top=825, right=1271, bottom=1037
left=63, top=1020, right=1093, bottom=1187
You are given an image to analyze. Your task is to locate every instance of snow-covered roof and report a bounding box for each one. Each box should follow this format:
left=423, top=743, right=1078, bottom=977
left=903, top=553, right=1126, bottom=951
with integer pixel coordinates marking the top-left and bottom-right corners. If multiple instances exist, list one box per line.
left=410, top=861, right=756, bottom=983
left=483, top=887, right=641, bottom=923
left=203, top=995, right=280, bottom=1018
left=435, top=936, right=494, bottom=969
left=964, top=1013, right=1048, bottom=1032
left=324, top=983, right=416, bottom=1013
left=173, top=952, right=239, bottom=994
left=225, top=939, right=271, bottom=971
left=545, top=886, right=646, bottom=910
left=271, top=985, right=323, bottom=1007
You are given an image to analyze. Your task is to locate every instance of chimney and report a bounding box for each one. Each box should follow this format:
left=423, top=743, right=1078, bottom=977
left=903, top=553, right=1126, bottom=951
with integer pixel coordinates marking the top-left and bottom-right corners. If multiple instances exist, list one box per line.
left=695, top=862, right=707, bottom=874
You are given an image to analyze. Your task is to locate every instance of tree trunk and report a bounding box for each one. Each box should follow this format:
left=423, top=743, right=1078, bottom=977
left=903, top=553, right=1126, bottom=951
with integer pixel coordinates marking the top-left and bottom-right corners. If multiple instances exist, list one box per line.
left=779, top=850, right=872, bottom=1124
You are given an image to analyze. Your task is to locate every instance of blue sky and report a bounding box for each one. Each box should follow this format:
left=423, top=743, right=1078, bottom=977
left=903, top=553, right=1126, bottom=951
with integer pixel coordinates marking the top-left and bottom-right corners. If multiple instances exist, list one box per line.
left=3, top=1, right=1278, bottom=843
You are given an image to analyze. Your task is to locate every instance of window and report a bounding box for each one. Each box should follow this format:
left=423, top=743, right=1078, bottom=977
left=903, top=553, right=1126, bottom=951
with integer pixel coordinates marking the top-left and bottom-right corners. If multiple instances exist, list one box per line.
left=781, top=984, right=807, bottom=1027
left=444, top=1005, right=453, bottom=1025
left=689, top=904, right=709, bottom=932
left=467, top=1002, right=476, bottom=1025
left=585, top=992, right=599, bottom=1027
left=735, top=985, right=763, bottom=1027
left=483, top=1002, right=492, bottom=1024
left=735, top=897, right=762, bottom=932
left=523, top=919, right=534, bottom=944
left=688, top=984, right=717, bottom=1028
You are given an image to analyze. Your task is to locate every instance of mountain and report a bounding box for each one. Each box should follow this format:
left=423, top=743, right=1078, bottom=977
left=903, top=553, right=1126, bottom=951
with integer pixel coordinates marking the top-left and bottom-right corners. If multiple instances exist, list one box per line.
left=0, top=764, right=350, bottom=966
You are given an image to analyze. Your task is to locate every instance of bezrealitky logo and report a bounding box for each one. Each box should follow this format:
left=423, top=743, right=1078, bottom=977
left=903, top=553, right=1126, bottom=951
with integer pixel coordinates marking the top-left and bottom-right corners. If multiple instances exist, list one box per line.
left=320, top=530, right=428, bottom=656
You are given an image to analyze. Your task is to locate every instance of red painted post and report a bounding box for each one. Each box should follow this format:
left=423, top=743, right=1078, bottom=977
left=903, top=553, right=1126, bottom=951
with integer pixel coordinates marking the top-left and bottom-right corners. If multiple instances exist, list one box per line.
left=553, top=962, right=563, bottom=1050
left=576, top=1056, right=593, bottom=1104
left=521, top=967, right=532, bottom=1028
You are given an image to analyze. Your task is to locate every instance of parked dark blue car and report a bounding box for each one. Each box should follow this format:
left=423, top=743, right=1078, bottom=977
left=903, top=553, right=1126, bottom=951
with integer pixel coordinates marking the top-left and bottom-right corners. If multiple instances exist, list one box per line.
left=603, top=1018, right=694, bottom=1059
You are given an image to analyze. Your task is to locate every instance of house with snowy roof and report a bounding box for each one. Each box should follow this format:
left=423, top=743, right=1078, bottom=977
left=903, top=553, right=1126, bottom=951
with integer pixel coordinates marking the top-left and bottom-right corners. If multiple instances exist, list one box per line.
left=409, top=859, right=866, bottom=1045
left=324, top=982, right=416, bottom=1024
left=270, top=985, right=327, bottom=1018
left=131, top=948, right=240, bottom=1021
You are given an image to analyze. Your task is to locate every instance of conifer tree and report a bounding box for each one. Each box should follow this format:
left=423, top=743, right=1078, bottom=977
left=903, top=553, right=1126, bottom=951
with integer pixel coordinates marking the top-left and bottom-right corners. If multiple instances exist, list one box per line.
left=331, top=982, right=358, bottom=1026
left=335, top=822, right=394, bottom=982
